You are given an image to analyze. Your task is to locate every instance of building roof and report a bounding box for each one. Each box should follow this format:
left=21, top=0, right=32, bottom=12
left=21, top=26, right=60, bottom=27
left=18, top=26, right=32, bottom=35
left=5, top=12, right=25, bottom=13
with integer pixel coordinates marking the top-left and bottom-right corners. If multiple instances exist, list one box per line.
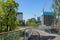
left=17, top=12, right=23, bottom=14
left=43, top=12, right=53, bottom=16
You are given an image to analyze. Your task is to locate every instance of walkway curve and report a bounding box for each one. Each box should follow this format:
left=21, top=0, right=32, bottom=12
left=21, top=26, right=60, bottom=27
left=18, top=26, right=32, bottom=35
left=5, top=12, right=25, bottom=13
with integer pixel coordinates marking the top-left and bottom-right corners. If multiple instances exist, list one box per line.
left=28, top=29, right=40, bottom=40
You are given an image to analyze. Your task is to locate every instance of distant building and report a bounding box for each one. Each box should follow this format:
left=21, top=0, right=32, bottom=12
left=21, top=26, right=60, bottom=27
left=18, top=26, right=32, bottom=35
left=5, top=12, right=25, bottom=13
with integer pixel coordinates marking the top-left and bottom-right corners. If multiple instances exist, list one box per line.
left=41, top=11, right=53, bottom=26
left=37, top=17, right=41, bottom=25
left=37, top=17, right=40, bottom=21
left=16, top=12, right=23, bottom=21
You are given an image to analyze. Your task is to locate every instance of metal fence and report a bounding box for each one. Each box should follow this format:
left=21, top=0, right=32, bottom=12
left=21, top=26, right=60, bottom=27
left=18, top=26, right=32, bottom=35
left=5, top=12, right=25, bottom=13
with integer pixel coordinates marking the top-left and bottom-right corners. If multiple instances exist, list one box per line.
left=0, top=30, right=23, bottom=40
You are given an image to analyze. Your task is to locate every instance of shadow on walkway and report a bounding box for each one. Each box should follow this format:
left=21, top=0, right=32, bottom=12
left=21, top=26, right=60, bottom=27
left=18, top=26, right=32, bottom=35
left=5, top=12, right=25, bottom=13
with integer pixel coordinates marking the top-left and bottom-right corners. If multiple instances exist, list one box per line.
left=40, top=36, right=56, bottom=40
left=28, top=35, right=40, bottom=40
left=28, top=35, right=56, bottom=40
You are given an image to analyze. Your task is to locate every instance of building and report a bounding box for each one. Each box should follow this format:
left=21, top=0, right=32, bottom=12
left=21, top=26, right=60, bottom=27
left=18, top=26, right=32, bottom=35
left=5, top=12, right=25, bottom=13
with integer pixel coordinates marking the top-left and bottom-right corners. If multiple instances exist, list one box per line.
left=41, top=11, right=53, bottom=26
left=16, top=12, right=23, bottom=21
left=37, top=17, right=41, bottom=25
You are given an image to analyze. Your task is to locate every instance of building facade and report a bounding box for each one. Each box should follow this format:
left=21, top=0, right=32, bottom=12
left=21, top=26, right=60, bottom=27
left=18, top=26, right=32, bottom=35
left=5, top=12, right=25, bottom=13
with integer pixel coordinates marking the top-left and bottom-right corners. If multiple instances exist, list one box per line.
left=16, top=12, right=23, bottom=21
left=41, top=12, right=53, bottom=26
left=37, top=17, right=41, bottom=25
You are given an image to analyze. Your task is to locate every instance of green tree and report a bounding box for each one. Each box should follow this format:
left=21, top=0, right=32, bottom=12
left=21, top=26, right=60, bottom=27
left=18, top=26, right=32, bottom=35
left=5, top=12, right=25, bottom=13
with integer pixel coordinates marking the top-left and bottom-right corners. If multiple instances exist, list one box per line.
left=52, top=11, right=56, bottom=27
left=26, top=18, right=38, bottom=28
left=0, top=0, right=6, bottom=32
left=0, top=0, right=19, bottom=32
left=19, top=20, right=25, bottom=26
left=52, top=0, right=60, bottom=27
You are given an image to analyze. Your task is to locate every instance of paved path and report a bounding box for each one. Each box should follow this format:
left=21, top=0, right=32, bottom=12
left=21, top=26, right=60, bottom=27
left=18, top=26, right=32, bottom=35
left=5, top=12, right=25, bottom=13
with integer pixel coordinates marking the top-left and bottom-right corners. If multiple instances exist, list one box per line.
left=33, top=29, right=60, bottom=40
left=28, top=29, right=40, bottom=40
left=20, top=27, right=60, bottom=40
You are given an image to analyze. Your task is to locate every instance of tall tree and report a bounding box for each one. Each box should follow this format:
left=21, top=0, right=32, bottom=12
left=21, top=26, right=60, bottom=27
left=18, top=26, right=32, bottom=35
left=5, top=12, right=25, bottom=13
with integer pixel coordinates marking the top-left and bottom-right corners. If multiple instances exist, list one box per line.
left=0, top=0, right=19, bottom=32
left=52, top=0, right=60, bottom=27
left=0, top=0, right=5, bottom=32
left=26, top=18, right=38, bottom=27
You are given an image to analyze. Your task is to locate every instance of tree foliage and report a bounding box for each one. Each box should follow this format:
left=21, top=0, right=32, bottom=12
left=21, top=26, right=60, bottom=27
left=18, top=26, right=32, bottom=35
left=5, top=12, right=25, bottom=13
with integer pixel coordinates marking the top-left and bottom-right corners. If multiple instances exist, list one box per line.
left=0, top=0, right=19, bottom=32
left=26, top=18, right=38, bottom=27
left=52, top=0, right=60, bottom=27
left=19, top=20, right=25, bottom=26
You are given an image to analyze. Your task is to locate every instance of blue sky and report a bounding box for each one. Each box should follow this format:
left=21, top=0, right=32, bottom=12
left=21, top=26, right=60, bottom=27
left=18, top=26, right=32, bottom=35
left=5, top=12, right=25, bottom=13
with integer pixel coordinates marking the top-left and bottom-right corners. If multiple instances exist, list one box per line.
left=15, top=0, right=53, bottom=20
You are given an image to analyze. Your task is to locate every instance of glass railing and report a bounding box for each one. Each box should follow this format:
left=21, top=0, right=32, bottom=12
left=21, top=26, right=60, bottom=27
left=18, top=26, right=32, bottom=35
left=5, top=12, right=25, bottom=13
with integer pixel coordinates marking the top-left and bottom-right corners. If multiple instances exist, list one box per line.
left=0, top=30, right=24, bottom=40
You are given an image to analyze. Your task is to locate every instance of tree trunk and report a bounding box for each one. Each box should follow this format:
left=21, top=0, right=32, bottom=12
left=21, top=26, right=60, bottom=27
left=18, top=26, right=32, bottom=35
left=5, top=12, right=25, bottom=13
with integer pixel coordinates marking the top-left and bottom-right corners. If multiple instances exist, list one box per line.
left=5, top=17, right=8, bottom=32
left=58, top=15, right=59, bottom=27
